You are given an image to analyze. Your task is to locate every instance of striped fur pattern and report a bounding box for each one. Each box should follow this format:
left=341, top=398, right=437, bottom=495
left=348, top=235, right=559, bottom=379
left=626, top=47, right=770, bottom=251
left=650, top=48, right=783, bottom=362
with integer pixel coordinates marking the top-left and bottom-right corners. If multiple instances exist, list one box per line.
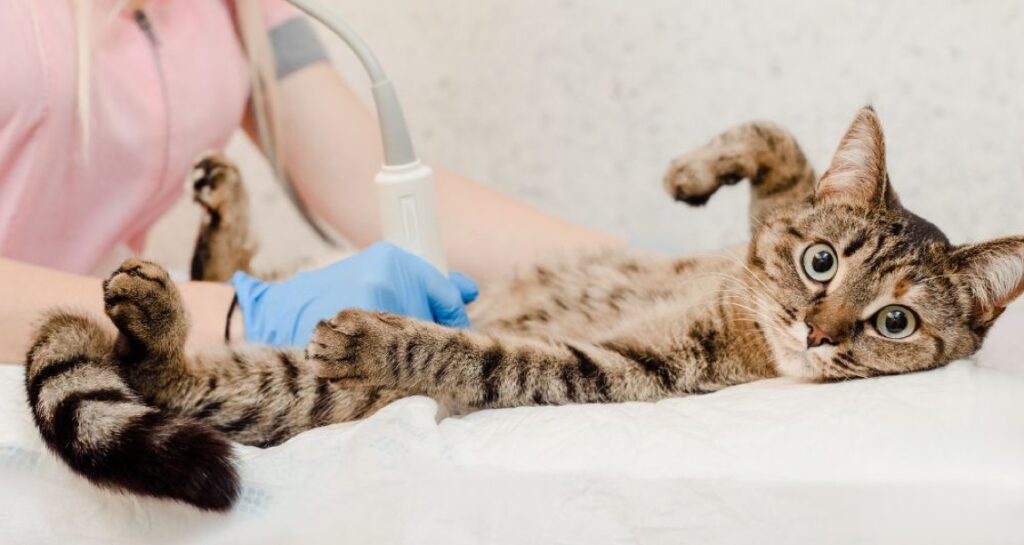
left=26, top=108, right=1024, bottom=510
left=26, top=260, right=407, bottom=510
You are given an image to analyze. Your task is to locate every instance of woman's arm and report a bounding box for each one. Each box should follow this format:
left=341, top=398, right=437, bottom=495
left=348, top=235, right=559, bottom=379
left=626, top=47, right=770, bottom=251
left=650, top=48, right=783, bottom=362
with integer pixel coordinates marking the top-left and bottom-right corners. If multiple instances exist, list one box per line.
left=0, top=258, right=241, bottom=363
left=256, top=63, right=623, bottom=283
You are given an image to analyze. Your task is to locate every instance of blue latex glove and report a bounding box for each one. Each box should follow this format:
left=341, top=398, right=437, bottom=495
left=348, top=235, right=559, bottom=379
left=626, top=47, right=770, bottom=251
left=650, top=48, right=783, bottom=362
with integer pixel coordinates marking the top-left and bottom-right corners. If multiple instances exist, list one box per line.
left=230, top=242, right=479, bottom=347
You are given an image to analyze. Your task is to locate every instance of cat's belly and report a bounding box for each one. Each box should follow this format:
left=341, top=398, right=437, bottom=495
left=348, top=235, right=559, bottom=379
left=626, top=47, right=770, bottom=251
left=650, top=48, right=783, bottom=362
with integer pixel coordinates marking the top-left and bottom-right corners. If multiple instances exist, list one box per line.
left=469, top=247, right=743, bottom=341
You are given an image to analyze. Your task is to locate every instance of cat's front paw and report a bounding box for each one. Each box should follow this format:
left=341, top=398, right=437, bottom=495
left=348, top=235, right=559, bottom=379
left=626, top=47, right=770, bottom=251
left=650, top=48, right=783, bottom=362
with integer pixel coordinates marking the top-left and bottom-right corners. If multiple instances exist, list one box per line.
left=190, top=152, right=245, bottom=215
left=307, top=309, right=406, bottom=386
left=663, top=148, right=749, bottom=206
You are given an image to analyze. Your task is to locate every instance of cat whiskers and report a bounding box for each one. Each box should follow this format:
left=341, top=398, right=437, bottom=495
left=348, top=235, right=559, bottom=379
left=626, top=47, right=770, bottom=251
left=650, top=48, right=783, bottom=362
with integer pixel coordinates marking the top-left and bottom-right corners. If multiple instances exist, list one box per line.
left=821, top=356, right=867, bottom=380
left=710, top=252, right=781, bottom=299
left=681, top=266, right=797, bottom=351
left=685, top=252, right=779, bottom=298
left=688, top=268, right=788, bottom=313
left=830, top=350, right=876, bottom=379
left=716, top=283, right=787, bottom=326
left=719, top=294, right=790, bottom=341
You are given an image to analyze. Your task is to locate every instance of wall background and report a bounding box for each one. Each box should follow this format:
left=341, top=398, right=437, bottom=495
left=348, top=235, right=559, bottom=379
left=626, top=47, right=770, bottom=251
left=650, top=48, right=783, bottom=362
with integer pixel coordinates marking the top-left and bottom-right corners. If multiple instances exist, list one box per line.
left=148, top=0, right=1024, bottom=270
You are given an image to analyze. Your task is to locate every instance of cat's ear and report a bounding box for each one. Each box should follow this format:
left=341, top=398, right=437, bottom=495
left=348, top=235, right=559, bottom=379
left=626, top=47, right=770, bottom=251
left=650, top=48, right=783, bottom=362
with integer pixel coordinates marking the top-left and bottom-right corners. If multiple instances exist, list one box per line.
left=952, top=236, right=1024, bottom=326
left=815, top=107, right=898, bottom=209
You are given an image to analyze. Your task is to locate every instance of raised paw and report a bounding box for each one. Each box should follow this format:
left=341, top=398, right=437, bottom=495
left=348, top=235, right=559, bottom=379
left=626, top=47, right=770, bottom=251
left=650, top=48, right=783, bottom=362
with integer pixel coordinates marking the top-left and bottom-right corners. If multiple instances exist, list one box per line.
left=190, top=152, right=246, bottom=215
left=103, top=258, right=187, bottom=352
left=662, top=146, right=752, bottom=206
left=188, top=151, right=254, bottom=282
left=306, top=309, right=409, bottom=386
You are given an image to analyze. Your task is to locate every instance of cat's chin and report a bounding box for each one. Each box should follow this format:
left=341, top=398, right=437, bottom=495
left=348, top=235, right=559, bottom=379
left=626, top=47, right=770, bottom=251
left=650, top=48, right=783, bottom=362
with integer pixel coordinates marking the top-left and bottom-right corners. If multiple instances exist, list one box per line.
left=772, top=349, right=822, bottom=379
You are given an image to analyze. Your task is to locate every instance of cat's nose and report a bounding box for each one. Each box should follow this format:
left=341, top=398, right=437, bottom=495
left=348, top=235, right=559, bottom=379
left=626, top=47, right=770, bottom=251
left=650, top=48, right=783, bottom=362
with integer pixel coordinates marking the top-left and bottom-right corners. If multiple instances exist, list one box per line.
left=805, top=320, right=838, bottom=348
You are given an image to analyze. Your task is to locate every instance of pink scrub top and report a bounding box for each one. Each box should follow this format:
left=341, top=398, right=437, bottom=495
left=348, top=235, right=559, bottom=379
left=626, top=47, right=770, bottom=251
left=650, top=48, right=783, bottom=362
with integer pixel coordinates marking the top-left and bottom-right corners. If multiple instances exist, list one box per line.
left=0, top=0, right=298, bottom=274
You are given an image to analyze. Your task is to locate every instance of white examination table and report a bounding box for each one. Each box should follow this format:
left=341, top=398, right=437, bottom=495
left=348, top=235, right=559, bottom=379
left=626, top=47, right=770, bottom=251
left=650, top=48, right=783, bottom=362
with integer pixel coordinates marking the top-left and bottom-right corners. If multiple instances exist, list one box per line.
left=1, top=310, right=1022, bottom=545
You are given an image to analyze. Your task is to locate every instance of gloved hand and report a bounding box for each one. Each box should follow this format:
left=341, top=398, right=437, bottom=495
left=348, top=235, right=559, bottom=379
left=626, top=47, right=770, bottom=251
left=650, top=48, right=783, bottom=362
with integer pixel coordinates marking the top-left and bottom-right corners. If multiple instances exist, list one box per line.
left=229, top=242, right=479, bottom=347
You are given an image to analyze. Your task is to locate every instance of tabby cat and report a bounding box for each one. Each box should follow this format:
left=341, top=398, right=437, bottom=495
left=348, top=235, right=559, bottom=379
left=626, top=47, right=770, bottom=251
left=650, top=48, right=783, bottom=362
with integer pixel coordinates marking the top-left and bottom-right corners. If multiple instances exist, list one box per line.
left=24, top=108, right=1024, bottom=511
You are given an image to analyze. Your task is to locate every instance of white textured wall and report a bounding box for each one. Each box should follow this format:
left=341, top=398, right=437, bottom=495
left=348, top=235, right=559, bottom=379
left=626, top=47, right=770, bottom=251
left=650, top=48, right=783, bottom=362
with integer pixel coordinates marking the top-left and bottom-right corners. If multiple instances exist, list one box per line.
left=149, top=0, right=1024, bottom=267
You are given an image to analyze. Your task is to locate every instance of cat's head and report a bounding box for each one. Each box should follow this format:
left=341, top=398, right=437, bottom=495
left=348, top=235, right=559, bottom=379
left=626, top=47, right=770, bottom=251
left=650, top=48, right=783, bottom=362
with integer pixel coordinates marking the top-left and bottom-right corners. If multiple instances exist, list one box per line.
left=749, top=107, right=1024, bottom=380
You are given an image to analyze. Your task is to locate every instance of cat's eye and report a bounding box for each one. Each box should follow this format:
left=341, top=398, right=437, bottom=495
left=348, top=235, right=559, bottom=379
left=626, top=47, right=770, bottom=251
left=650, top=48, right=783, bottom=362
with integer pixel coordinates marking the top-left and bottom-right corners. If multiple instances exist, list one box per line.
left=874, top=305, right=918, bottom=339
left=801, top=243, right=838, bottom=282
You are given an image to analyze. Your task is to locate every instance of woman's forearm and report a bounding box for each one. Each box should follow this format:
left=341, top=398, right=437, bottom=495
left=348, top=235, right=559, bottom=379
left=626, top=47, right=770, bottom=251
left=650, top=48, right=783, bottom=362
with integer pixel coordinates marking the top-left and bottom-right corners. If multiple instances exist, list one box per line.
left=271, top=64, right=623, bottom=283
left=0, top=258, right=239, bottom=363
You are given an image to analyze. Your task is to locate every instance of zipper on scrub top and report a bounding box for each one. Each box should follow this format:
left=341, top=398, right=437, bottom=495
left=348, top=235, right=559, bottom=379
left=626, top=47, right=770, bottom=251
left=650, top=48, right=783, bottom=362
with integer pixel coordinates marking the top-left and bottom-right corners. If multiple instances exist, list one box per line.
left=133, top=9, right=172, bottom=193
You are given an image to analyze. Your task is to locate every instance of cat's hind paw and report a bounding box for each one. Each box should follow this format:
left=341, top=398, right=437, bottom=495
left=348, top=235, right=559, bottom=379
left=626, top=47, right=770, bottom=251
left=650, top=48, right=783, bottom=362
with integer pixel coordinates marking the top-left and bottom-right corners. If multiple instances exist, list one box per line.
left=103, top=258, right=187, bottom=352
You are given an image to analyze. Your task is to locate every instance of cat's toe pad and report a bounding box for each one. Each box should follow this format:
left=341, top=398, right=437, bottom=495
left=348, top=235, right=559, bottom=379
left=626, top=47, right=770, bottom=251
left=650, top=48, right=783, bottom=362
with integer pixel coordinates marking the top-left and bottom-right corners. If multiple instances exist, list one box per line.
left=307, top=309, right=398, bottom=385
left=103, top=258, right=182, bottom=333
left=104, top=259, right=170, bottom=299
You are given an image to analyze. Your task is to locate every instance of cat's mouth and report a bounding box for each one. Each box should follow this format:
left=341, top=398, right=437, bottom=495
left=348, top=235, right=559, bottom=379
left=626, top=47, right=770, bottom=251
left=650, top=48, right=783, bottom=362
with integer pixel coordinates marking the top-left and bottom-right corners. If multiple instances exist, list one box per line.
left=764, top=319, right=831, bottom=379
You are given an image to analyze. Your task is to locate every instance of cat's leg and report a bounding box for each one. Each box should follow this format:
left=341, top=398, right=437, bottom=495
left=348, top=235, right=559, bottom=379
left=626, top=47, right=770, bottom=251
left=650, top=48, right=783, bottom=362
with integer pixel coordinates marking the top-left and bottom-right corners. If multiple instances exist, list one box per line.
left=103, top=258, right=194, bottom=396
left=663, top=122, right=817, bottom=226
left=307, top=309, right=709, bottom=412
left=189, top=153, right=256, bottom=282
left=26, top=261, right=242, bottom=510
left=103, top=259, right=412, bottom=441
left=103, top=259, right=286, bottom=439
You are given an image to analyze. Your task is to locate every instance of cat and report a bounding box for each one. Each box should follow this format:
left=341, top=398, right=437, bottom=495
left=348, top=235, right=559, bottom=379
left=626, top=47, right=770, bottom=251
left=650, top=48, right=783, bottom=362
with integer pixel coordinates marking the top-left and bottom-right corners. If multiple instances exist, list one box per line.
left=23, top=107, right=1024, bottom=511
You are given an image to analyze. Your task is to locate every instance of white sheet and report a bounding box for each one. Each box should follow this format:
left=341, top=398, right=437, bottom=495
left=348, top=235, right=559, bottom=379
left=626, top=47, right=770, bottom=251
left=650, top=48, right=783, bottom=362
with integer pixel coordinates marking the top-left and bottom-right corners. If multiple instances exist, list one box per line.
left=1, top=325, right=1023, bottom=544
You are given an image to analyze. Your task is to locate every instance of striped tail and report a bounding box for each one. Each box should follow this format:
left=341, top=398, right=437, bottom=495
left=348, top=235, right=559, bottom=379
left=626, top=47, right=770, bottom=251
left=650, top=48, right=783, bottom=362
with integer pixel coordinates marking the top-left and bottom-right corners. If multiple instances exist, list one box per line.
left=24, top=312, right=239, bottom=511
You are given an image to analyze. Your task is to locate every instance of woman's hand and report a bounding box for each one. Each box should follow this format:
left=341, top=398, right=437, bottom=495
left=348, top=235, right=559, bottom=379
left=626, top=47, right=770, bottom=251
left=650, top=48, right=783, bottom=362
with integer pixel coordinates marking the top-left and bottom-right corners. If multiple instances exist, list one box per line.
left=229, top=242, right=479, bottom=347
